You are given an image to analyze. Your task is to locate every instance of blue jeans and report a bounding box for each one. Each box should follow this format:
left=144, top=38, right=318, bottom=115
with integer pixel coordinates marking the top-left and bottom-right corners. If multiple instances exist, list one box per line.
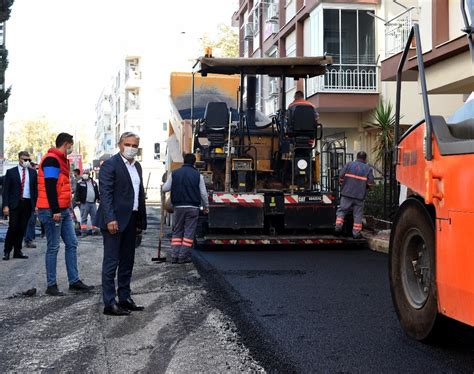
left=24, top=211, right=37, bottom=243
left=38, top=208, right=80, bottom=287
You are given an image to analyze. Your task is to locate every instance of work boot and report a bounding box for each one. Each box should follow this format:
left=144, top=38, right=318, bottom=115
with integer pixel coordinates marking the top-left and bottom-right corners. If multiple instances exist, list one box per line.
left=353, top=231, right=363, bottom=240
left=178, top=256, right=193, bottom=264
left=25, top=241, right=37, bottom=248
left=46, top=284, right=64, bottom=296
left=69, top=280, right=94, bottom=293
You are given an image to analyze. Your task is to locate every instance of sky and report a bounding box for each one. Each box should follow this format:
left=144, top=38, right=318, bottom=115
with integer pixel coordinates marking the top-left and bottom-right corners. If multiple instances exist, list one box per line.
left=5, top=0, right=237, bottom=130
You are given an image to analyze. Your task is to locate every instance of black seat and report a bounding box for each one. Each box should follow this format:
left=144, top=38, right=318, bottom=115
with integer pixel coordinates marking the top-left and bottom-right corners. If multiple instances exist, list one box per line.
left=204, top=102, right=229, bottom=130
left=287, top=105, right=316, bottom=135
left=447, top=119, right=474, bottom=139
left=431, top=116, right=474, bottom=155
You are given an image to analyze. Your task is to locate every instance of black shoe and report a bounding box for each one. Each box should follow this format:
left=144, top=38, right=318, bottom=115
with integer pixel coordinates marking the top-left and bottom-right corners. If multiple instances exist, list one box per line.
left=178, top=256, right=192, bottom=264
left=334, top=226, right=343, bottom=236
left=46, top=284, right=64, bottom=296
left=69, top=280, right=94, bottom=293
left=13, top=252, right=28, bottom=259
left=25, top=241, right=37, bottom=248
left=171, top=257, right=178, bottom=264
left=104, top=304, right=131, bottom=316
left=119, top=298, right=145, bottom=311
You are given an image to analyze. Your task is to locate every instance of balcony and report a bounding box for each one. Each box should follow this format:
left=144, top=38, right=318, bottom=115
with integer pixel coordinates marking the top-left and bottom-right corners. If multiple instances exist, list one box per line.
left=125, top=70, right=142, bottom=90
left=307, top=65, right=378, bottom=95
left=384, top=8, right=415, bottom=58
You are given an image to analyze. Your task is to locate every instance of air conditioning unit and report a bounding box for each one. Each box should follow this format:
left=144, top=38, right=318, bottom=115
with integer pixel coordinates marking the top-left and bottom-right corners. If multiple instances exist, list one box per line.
left=244, top=23, right=253, bottom=41
left=266, top=3, right=279, bottom=24
left=269, top=80, right=279, bottom=96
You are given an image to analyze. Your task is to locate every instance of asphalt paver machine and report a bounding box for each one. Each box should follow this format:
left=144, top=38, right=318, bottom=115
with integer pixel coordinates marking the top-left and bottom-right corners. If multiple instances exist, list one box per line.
left=187, top=56, right=363, bottom=247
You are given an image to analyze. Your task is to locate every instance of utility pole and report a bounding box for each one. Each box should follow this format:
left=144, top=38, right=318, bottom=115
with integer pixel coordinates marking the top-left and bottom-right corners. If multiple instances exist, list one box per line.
left=0, top=0, right=13, bottom=172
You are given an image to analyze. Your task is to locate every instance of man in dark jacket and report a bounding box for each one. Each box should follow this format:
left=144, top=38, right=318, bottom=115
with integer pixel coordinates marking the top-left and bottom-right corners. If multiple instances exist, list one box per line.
left=95, top=132, right=147, bottom=316
left=162, top=153, right=209, bottom=264
left=75, top=170, right=100, bottom=235
left=335, top=151, right=374, bottom=239
left=2, top=151, right=38, bottom=260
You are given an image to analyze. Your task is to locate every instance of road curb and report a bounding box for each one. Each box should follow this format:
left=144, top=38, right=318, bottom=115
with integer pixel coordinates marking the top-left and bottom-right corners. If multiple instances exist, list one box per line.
left=367, top=236, right=389, bottom=254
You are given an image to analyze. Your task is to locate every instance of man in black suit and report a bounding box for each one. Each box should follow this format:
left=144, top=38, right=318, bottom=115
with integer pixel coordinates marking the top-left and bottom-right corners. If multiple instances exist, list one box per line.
left=3, top=151, right=38, bottom=260
left=95, top=132, right=147, bottom=316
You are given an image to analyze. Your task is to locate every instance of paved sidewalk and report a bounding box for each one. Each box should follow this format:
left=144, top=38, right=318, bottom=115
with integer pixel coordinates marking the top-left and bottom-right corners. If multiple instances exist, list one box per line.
left=0, top=206, right=263, bottom=373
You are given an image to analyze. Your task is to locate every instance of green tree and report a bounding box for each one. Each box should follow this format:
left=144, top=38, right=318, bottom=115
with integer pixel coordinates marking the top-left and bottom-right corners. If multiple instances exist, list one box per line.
left=5, top=118, right=56, bottom=160
left=202, top=23, right=239, bottom=58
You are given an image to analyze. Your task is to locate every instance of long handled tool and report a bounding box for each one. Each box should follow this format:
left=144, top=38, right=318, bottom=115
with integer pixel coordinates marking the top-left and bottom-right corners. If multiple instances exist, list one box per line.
left=152, top=191, right=167, bottom=263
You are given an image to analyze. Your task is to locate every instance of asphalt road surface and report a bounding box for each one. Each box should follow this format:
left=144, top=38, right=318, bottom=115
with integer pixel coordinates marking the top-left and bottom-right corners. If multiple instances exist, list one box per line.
left=194, top=246, right=474, bottom=373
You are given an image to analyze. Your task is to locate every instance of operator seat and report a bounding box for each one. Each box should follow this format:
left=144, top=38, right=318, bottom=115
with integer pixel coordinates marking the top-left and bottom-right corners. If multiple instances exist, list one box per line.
left=447, top=119, right=474, bottom=140
left=287, top=105, right=316, bottom=135
left=202, top=102, right=229, bottom=148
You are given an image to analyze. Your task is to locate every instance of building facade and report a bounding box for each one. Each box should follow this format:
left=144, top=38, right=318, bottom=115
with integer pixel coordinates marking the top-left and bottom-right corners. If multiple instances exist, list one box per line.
left=94, top=54, right=169, bottom=201
left=232, top=0, right=470, bottom=169
left=380, top=0, right=471, bottom=126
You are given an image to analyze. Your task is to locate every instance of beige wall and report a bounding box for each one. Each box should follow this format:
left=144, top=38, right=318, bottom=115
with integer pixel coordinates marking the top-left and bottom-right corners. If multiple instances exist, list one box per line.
left=449, top=0, right=466, bottom=40
left=382, top=81, right=465, bottom=125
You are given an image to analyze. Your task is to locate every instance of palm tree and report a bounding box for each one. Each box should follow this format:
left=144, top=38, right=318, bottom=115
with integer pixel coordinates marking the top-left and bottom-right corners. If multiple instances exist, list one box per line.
left=366, top=101, right=396, bottom=167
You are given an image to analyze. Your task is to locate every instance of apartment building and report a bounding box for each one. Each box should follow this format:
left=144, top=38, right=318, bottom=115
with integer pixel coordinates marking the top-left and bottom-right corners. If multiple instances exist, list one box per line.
left=94, top=86, right=114, bottom=161
left=94, top=54, right=169, bottom=201
left=233, top=0, right=471, bottom=165
left=380, top=0, right=471, bottom=126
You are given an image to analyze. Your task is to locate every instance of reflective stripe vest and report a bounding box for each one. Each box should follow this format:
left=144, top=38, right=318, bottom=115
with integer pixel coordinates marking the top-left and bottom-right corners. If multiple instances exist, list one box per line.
left=37, top=148, right=72, bottom=209
left=340, top=160, right=373, bottom=200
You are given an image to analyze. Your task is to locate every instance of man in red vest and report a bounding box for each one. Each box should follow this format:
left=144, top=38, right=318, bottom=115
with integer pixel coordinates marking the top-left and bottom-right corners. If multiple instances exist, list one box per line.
left=37, top=133, right=94, bottom=296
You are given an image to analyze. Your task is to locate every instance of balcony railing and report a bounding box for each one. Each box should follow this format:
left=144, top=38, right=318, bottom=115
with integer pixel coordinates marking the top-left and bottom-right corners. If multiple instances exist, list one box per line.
left=307, top=65, right=378, bottom=95
left=384, top=8, right=415, bottom=57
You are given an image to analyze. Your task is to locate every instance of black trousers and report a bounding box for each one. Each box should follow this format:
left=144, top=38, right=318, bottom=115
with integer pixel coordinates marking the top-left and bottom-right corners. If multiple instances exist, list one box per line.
left=101, top=212, right=137, bottom=307
left=4, top=199, right=32, bottom=255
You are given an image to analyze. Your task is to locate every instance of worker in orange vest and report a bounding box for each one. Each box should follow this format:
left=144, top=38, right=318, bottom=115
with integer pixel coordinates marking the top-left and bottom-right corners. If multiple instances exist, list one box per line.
left=37, top=133, right=94, bottom=296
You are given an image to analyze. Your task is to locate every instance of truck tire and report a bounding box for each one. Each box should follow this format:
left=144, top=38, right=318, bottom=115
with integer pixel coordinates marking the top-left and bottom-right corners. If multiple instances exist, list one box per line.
left=389, top=198, right=440, bottom=341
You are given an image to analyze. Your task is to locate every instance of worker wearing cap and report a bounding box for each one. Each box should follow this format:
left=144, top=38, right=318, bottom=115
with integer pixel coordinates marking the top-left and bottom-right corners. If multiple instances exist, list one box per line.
left=335, top=151, right=374, bottom=239
left=162, top=153, right=209, bottom=264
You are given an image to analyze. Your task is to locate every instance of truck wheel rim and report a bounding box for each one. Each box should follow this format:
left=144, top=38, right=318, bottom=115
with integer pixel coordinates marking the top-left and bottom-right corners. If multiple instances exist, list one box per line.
left=401, top=228, right=431, bottom=309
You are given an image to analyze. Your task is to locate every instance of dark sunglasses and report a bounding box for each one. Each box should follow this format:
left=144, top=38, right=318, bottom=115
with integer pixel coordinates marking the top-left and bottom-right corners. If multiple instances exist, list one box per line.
left=21, top=159, right=31, bottom=162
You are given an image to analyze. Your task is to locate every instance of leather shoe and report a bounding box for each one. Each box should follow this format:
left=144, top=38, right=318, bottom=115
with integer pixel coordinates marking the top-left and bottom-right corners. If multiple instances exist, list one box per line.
left=13, top=252, right=28, bottom=259
left=103, top=304, right=131, bottom=316
left=3, top=253, right=9, bottom=261
left=119, top=298, right=145, bottom=311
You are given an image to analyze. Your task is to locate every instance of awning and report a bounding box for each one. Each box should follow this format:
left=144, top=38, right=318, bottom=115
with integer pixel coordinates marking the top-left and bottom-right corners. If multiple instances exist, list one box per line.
left=195, top=56, right=333, bottom=78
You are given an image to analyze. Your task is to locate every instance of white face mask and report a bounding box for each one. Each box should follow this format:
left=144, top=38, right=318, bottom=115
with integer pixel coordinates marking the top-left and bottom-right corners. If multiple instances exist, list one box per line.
left=22, top=161, right=30, bottom=168
left=82, top=174, right=90, bottom=180
left=66, top=147, right=73, bottom=155
left=123, top=146, right=138, bottom=159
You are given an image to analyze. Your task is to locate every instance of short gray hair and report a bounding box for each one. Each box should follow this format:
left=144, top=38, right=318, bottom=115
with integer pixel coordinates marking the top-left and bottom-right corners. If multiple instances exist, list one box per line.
left=119, top=132, right=140, bottom=144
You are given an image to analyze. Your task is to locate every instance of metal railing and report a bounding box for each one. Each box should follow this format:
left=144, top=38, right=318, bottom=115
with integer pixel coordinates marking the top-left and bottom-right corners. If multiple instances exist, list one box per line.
left=385, top=8, right=415, bottom=57
left=307, top=66, right=377, bottom=95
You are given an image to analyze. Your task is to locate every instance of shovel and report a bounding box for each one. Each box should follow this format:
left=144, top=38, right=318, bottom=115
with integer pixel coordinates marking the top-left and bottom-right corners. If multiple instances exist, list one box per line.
left=152, top=191, right=167, bottom=263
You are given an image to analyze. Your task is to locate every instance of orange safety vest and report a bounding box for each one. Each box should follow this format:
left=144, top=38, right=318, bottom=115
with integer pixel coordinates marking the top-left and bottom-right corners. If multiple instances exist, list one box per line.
left=37, top=148, right=72, bottom=209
